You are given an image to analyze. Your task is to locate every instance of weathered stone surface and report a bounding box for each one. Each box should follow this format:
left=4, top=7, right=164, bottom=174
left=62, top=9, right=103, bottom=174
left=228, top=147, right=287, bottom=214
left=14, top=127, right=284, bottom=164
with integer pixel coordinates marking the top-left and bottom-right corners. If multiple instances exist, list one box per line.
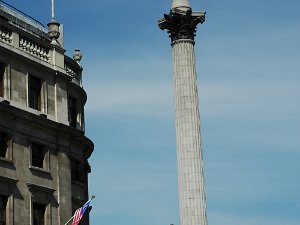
left=172, top=40, right=208, bottom=225
left=159, top=2, right=208, bottom=225
left=0, top=3, right=94, bottom=225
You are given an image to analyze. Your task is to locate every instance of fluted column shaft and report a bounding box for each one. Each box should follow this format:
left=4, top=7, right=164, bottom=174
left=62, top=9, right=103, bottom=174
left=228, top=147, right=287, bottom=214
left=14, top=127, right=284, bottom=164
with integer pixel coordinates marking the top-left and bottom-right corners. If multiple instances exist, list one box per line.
left=158, top=8, right=207, bottom=225
left=172, top=39, right=207, bottom=225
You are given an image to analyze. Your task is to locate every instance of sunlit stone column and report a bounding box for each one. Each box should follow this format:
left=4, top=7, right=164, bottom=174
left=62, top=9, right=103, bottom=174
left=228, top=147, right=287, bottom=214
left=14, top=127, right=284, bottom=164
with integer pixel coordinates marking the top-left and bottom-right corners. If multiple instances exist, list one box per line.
left=158, top=2, right=208, bottom=225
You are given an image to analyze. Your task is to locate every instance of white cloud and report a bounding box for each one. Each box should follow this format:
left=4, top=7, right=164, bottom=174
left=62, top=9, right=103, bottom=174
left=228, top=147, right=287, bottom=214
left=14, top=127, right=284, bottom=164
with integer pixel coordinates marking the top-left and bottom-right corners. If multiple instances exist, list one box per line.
left=85, top=79, right=173, bottom=117
left=84, top=73, right=300, bottom=121
left=199, top=78, right=300, bottom=119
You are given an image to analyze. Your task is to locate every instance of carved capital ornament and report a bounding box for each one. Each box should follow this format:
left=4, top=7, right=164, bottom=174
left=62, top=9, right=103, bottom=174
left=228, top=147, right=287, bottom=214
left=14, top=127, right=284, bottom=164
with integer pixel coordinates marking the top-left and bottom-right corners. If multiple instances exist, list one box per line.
left=158, top=9, right=205, bottom=42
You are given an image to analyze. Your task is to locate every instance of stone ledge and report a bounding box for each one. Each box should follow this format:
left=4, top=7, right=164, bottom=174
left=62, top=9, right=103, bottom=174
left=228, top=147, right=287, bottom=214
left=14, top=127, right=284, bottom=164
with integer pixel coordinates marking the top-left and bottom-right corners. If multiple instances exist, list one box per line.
left=29, top=165, right=51, bottom=175
left=0, top=157, right=14, bottom=165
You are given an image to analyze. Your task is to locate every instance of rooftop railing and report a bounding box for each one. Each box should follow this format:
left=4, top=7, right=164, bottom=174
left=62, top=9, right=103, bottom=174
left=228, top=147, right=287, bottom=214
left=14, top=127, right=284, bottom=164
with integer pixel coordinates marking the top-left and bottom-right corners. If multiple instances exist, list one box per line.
left=0, top=1, right=82, bottom=86
left=65, top=56, right=82, bottom=86
left=0, top=0, right=47, bottom=33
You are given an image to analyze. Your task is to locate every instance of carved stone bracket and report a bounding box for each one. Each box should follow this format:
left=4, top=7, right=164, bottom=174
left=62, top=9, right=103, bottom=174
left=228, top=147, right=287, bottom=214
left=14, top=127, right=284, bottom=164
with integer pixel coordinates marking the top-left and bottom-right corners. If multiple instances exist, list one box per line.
left=27, top=182, right=55, bottom=204
left=27, top=183, right=55, bottom=194
left=0, top=176, right=17, bottom=183
left=158, top=9, right=205, bottom=42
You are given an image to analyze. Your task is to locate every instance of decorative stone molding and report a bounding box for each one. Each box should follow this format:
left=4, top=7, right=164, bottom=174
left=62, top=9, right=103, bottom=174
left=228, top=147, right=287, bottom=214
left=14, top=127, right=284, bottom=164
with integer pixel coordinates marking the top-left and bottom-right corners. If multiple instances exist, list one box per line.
left=27, top=183, right=55, bottom=203
left=171, top=38, right=195, bottom=46
left=65, top=63, right=80, bottom=84
left=0, top=25, right=12, bottom=44
left=19, top=36, right=50, bottom=61
left=158, top=9, right=205, bottom=42
left=73, top=49, right=82, bottom=65
left=27, top=183, right=55, bottom=195
left=65, top=56, right=82, bottom=85
left=0, top=176, right=18, bottom=195
left=47, top=18, right=60, bottom=45
left=0, top=175, right=18, bottom=185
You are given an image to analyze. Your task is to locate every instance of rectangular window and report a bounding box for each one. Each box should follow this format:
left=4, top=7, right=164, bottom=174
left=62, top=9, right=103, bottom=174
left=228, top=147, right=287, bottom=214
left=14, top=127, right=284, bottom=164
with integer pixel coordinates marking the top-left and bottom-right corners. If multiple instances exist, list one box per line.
left=0, top=63, right=5, bottom=98
left=33, top=203, right=45, bottom=225
left=29, top=76, right=42, bottom=110
left=0, top=195, right=7, bottom=225
left=0, top=133, right=8, bottom=158
left=71, top=159, right=81, bottom=182
left=68, top=97, right=77, bottom=128
left=31, top=143, right=45, bottom=168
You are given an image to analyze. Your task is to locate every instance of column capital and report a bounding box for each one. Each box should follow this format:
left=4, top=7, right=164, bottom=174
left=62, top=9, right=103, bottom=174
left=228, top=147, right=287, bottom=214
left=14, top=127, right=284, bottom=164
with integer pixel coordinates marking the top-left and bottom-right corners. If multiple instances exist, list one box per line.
left=158, top=9, right=205, bottom=42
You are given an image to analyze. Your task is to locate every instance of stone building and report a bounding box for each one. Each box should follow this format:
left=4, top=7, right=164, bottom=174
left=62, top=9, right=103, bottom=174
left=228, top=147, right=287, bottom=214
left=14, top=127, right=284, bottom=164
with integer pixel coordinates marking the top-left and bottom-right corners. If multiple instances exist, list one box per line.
left=0, top=2, right=93, bottom=225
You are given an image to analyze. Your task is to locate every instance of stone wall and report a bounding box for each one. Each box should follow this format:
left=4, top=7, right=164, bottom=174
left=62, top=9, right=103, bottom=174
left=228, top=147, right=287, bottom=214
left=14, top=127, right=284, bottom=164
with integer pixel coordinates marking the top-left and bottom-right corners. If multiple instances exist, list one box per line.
left=0, top=103, right=93, bottom=225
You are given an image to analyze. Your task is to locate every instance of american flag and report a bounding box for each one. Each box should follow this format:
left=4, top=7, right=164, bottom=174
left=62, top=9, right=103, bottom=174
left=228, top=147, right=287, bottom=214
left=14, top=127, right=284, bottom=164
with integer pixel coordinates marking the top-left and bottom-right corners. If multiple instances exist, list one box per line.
left=71, top=199, right=92, bottom=225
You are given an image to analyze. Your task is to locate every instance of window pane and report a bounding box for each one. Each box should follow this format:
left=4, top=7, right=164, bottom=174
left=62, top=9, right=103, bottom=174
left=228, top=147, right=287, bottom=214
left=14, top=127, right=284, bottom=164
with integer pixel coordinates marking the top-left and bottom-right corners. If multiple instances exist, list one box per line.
left=29, top=76, right=41, bottom=110
left=0, top=195, right=7, bottom=225
left=68, top=97, right=77, bottom=128
left=31, top=143, right=44, bottom=168
left=0, top=63, right=5, bottom=97
left=0, top=133, right=8, bottom=158
left=71, top=159, right=80, bottom=182
left=33, top=203, right=45, bottom=225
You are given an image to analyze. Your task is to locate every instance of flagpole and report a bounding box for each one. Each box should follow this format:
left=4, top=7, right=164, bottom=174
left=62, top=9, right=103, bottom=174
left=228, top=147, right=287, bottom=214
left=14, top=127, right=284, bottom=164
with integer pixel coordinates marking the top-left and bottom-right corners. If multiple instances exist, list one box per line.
left=64, top=215, right=74, bottom=225
left=51, top=0, right=55, bottom=19
left=64, top=195, right=95, bottom=225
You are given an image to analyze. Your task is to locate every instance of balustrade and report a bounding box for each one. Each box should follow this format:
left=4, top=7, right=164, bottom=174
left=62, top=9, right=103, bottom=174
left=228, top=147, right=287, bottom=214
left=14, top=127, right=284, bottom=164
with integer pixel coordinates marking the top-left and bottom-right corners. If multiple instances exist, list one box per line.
left=65, top=57, right=81, bottom=85
left=0, top=26, right=12, bottom=44
left=0, top=16, right=81, bottom=86
left=19, top=36, right=49, bottom=61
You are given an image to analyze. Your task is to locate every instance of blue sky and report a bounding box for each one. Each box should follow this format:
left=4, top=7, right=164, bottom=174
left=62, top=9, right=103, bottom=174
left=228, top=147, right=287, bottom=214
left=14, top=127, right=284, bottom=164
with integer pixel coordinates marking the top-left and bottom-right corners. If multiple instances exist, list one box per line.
left=3, top=0, right=300, bottom=225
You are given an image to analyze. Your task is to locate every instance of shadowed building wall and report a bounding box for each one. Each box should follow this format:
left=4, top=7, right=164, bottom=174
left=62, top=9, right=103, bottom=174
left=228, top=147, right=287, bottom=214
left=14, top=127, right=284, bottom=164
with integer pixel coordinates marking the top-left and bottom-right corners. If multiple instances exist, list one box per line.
left=0, top=2, right=93, bottom=225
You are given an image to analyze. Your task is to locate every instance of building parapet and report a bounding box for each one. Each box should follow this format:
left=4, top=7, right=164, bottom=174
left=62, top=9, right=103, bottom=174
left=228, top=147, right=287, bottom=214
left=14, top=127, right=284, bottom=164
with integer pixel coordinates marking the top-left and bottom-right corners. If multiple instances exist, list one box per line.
left=19, top=35, right=50, bottom=61
left=0, top=24, right=12, bottom=43
left=65, top=55, right=82, bottom=86
left=0, top=1, right=48, bottom=36
left=0, top=2, right=83, bottom=86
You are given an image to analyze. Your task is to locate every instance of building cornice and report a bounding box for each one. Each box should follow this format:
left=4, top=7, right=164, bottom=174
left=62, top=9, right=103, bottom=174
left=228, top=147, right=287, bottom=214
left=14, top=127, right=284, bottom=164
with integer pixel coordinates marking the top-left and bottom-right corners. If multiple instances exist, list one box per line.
left=0, top=100, right=94, bottom=159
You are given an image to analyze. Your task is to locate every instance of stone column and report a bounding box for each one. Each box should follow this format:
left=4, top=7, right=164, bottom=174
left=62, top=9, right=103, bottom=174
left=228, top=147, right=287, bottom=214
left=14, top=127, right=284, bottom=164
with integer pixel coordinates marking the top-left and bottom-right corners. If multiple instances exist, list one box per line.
left=57, top=148, right=72, bottom=225
left=158, top=7, right=208, bottom=225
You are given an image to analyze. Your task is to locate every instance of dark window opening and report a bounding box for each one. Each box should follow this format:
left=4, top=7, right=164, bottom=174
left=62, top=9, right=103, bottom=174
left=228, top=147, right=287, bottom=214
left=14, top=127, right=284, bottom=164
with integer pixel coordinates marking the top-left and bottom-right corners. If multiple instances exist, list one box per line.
left=71, top=159, right=81, bottom=182
left=29, top=76, right=42, bottom=110
left=0, top=195, right=8, bottom=225
left=31, top=143, right=45, bottom=168
left=33, top=203, right=45, bottom=225
left=68, top=96, right=77, bottom=128
left=0, top=132, right=8, bottom=158
left=0, top=63, right=5, bottom=98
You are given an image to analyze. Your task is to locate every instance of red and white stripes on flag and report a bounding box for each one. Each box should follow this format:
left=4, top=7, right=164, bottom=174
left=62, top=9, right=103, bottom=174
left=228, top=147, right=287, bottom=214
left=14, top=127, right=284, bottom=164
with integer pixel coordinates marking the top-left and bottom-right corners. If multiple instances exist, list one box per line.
left=71, top=199, right=91, bottom=225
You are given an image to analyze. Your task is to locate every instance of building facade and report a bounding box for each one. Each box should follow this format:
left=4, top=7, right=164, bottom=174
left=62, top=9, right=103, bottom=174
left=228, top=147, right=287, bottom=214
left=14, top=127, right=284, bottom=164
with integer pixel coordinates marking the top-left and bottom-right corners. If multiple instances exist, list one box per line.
left=0, top=2, right=93, bottom=225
